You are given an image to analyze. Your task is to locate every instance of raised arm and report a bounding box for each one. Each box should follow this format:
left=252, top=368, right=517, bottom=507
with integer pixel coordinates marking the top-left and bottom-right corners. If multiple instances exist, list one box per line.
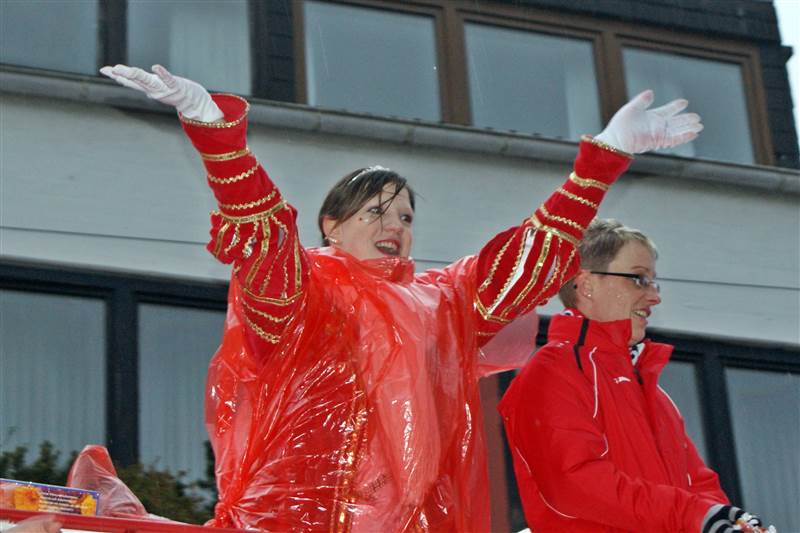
left=474, top=91, right=702, bottom=344
left=101, top=65, right=308, bottom=352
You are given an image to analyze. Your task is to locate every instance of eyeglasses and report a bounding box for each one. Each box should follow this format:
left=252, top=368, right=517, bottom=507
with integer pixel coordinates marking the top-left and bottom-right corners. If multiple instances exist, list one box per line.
left=589, top=271, right=660, bottom=293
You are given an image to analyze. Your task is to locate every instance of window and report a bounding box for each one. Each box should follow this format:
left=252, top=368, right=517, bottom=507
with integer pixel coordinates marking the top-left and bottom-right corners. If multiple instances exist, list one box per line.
left=0, top=290, right=106, bottom=459
left=623, top=47, right=755, bottom=164
left=465, top=23, right=601, bottom=140
left=725, top=368, right=799, bottom=533
left=138, top=304, right=226, bottom=482
left=301, top=0, right=441, bottom=121
left=0, top=0, right=98, bottom=75
left=127, top=0, right=252, bottom=95
left=658, top=360, right=707, bottom=459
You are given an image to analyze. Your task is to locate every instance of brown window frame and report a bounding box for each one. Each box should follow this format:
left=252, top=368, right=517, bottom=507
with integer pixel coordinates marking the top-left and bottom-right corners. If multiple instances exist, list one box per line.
left=293, top=0, right=774, bottom=164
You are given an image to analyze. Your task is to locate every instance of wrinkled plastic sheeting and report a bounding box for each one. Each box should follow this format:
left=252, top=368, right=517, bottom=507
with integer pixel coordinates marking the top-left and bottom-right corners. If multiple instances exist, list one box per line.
left=203, top=250, right=538, bottom=532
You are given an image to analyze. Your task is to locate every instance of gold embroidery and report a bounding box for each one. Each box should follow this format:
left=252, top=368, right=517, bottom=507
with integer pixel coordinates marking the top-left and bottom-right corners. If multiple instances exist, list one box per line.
left=213, top=221, right=231, bottom=258
left=538, top=205, right=585, bottom=233
left=200, top=147, right=251, bottom=162
left=242, top=285, right=303, bottom=306
left=294, top=238, right=302, bottom=289
left=556, top=187, right=599, bottom=209
left=241, top=298, right=291, bottom=323
left=180, top=94, right=250, bottom=128
left=504, top=232, right=553, bottom=315
left=224, top=223, right=241, bottom=255
left=477, top=331, right=496, bottom=337
left=474, top=297, right=512, bottom=324
left=245, top=221, right=271, bottom=288
left=568, top=171, right=609, bottom=192
left=478, top=232, right=515, bottom=293
left=530, top=214, right=579, bottom=247
left=219, top=190, right=277, bottom=212
left=525, top=241, right=569, bottom=313
left=581, top=134, right=633, bottom=158
left=207, top=164, right=259, bottom=185
left=330, top=380, right=368, bottom=533
left=216, top=199, right=286, bottom=224
left=242, top=312, right=281, bottom=343
left=485, top=228, right=529, bottom=313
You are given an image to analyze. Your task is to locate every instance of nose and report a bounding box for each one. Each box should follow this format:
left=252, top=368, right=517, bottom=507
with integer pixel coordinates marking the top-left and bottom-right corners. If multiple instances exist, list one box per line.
left=646, top=287, right=661, bottom=306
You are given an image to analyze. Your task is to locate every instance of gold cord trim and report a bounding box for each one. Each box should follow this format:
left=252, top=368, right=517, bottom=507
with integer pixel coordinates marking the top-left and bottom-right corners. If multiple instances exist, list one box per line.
left=478, top=233, right=515, bottom=293
left=581, top=134, right=633, bottom=158
left=569, top=171, right=609, bottom=192
left=242, top=284, right=303, bottom=306
left=475, top=297, right=512, bottom=324
left=242, top=312, right=281, bottom=343
left=219, top=190, right=277, bottom=212
left=216, top=199, right=286, bottom=224
left=556, top=187, right=599, bottom=209
left=200, top=147, right=251, bottom=162
left=208, top=164, right=259, bottom=185
left=245, top=221, right=271, bottom=288
left=241, top=298, right=291, bottom=323
left=530, top=214, right=579, bottom=247
left=213, top=221, right=231, bottom=258
left=538, top=205, right=585, bottom=233
left=180, top=94, right=250, bottom=128
left=504, top=232, right=553, bottom=315
left=486, top=227, right=530, bottom=313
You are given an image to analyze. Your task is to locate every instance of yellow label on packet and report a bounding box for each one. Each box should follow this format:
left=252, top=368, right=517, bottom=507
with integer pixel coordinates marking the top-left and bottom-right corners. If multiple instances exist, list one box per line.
left=0, top=478, right=99, bottom=516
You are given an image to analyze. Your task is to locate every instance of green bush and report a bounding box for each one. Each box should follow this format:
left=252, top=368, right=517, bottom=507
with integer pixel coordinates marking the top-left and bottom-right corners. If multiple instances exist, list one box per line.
left=0, top=441, right=214, bottom=524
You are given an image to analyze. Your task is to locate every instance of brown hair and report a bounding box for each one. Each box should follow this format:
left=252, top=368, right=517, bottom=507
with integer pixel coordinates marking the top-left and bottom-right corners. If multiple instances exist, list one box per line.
left=558, top=219, right=658, bottom=307
left=317, top=166, right=416, bottom=244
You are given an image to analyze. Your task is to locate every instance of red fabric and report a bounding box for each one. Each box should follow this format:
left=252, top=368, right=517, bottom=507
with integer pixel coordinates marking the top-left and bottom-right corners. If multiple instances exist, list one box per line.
left=180, top=96, right=632, bottom=532
left=499, top=311, right=729, bottom=533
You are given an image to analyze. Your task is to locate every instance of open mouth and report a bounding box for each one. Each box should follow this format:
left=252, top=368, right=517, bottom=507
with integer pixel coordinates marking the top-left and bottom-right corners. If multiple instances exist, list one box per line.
left=375, top=239, right=400, bottom=256
left=632, top=309, right=649, bottom=322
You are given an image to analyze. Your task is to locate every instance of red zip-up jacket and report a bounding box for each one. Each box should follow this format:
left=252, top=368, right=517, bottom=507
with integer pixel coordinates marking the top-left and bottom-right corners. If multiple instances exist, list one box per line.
left=499, top=311, right=729, bottom=532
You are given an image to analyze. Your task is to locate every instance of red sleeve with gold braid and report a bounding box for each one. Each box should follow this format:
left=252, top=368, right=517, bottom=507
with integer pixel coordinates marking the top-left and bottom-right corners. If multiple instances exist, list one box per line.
left=475, top=136, right=632, bottom=345
left=181, top=94, right=308, bottom=349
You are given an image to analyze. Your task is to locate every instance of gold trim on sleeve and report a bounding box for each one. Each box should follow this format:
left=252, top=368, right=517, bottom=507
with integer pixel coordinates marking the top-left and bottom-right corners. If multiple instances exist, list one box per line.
left=241, top=312, right=281, bottom=344
left=242, top=285, right=303, bottom=306
left=200, top=147, right=251, bottom=162
left=218, top=190, right=278, bottom=212
left=208, top=164, right=259, bottom=185
left=568, top=172, right=609, bottom=192
left=538, top=205, right=585, bottom=233
left=180, top=94, right=250, bottom=128
left=530, top=214, right=579, bottom=246
left=475, top=297, right=512, bottom=325
left=245, top=221, right=271, bottom=287
left=581, top=134, right=633, bottom=158
left=556, top=187, right=599, bottom=209
left=216, top=200, right=286, bottom=224
left=503, top=232, right=553, bottom=314
left=478, top=233, right=515, bottom=293
left=241, top=298, right=291, bottom=323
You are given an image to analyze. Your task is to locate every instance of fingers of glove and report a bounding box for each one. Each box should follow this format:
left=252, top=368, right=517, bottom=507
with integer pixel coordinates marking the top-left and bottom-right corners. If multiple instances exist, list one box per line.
left=100, top=66, right=146, bottom=91
left=625, top=89, right=655, bottom=111
left=110, top=64, right=166, bottom=93
left=152, top=64, right=178, bottom=90
left=650, top=98, right=689, bottom=118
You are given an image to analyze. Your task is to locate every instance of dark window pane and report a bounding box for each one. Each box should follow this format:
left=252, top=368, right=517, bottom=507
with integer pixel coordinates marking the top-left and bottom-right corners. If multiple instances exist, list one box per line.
left=465, top=23, right=602, bottom=140
left=128, top=0, right=251, bottom=95
left=0, top=0, right=98, bottom=74
left=725, top=368, right=799, bottom=532
left=0, top=290, right=105, bottom=459
left=659, top=360, right=708, bottom=460
left=623, top=48, right=755, bottom=164
left=304, top=0, right=440, bottom=121
left=138, top=304, right=225, bottom=482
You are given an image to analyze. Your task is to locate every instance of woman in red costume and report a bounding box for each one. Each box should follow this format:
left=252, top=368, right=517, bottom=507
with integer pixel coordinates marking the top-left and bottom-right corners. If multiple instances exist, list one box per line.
left=101, top=64, right=701, bottom=532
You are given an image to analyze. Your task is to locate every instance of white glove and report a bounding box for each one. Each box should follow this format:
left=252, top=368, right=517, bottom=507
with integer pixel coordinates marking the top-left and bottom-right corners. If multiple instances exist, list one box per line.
left=594, top=90, right=703, bottom=154
left=99, top=64, right=224, bottom=123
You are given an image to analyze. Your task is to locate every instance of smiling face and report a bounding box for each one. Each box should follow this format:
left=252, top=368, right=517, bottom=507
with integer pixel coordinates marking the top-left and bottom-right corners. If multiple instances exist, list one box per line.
left=323, top=183, right=414, bottom=260
left=577, top=240, right=661, bottom=345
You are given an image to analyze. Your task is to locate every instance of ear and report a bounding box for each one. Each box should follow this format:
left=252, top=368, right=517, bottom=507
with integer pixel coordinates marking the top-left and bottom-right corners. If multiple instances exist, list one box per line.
left=322, top=216, right=340, bottom=241
left=574, top=270, right=595, bottom=299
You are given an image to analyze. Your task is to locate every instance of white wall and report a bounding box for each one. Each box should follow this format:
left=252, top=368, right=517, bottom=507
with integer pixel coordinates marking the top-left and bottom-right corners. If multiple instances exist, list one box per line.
left=2, top=92, right=798, bottom=345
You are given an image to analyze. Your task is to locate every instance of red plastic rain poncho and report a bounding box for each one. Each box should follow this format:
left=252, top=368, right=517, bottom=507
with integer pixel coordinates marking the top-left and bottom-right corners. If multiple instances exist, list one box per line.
left=181, top=95, right=631, bottom=532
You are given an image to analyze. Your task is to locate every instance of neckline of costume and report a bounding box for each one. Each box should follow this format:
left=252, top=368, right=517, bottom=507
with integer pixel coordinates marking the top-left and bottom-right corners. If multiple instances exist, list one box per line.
left=316, top=246, right=416, bottom=283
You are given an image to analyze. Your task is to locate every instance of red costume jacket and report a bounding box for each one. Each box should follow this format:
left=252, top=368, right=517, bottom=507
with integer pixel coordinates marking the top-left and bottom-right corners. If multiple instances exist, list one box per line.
left=180, top=94, right=631, bottom=532
left=499, top=311, right=729, bottom=533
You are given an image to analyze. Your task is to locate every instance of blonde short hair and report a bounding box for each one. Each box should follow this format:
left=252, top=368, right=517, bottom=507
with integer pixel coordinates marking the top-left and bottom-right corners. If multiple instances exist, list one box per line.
left=558, top=219, right=658, bottom=308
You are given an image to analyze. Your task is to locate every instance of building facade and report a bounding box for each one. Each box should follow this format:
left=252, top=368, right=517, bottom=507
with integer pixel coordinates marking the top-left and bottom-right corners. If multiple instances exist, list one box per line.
left=1, top=1, right=798, bottom=531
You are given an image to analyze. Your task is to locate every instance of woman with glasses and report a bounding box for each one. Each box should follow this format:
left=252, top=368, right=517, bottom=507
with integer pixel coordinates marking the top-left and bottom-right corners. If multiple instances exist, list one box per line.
left=499, top=219, right=772, bottom=533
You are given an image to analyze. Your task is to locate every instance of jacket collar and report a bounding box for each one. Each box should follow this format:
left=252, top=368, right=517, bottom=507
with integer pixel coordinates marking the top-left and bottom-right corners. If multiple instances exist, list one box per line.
left=312, top=246, right=415, bottom=283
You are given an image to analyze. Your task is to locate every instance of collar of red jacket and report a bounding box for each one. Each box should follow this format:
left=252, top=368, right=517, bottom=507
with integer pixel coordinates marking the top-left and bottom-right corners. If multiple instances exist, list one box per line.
left=313, top=246, right=415, bottom=283
left=548, top=309, right=673, bottom=376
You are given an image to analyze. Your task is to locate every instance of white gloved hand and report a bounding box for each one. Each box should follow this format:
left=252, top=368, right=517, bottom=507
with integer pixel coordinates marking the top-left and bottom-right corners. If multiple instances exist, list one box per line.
left=99, top=64, right=224, bottom=123
left=594, top=90, right=703, bottom=154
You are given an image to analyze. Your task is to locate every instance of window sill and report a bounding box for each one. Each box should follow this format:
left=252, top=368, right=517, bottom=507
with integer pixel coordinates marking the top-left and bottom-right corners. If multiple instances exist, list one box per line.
left=2, top=67, right=798, bottom=195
